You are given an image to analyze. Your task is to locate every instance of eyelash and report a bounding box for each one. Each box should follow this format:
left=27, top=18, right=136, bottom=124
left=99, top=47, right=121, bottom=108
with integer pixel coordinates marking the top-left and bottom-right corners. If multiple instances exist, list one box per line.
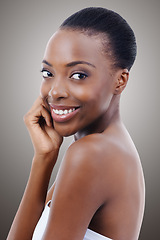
left=40, top=69, right=53, bottom=78
left=40, top=69, right=88, bottom=80
left=70, top=72, right=88, bottom=80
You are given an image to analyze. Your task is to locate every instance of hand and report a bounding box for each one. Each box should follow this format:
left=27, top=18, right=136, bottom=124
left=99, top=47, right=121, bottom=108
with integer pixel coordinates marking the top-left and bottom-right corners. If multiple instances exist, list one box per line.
left=24, top=96, right=63, bottom=159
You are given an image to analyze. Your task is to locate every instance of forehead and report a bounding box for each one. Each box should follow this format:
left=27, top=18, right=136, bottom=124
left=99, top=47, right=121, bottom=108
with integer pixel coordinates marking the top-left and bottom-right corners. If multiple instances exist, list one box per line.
left=43, top=29, right=110, bottom=67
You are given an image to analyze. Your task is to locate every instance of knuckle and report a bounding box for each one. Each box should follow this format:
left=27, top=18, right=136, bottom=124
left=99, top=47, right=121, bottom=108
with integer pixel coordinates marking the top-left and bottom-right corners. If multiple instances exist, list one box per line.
left=23, top=112, right=31, bottom=124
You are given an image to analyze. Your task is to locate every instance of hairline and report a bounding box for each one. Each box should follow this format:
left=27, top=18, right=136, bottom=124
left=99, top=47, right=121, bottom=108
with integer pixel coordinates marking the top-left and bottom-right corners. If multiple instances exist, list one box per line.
left=59, top=26, right=119, bottom=71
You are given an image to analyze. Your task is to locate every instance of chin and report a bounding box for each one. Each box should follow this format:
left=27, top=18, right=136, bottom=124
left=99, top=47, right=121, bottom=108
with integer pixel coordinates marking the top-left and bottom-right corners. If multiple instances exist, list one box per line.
left=54, top=123, right=76, bottom=138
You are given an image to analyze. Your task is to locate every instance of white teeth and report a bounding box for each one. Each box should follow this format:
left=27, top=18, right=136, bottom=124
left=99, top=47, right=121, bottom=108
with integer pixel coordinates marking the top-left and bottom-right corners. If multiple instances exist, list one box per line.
left=55, top=109, right=59, bottom=114
left=63, top=110, right=68, bottom=114
left=53, top=108, right=76, bottom=115
left=59, top=110, right=63, bottom=115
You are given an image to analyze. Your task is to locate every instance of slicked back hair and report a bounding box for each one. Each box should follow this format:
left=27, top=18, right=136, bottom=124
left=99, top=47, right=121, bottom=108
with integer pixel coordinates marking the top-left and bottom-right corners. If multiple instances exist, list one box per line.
left=60, top=7, right=137, bottom=71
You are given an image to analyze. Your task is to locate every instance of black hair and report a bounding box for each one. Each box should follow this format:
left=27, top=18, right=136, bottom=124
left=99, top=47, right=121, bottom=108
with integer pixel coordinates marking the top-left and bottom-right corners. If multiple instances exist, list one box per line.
left=60, top=7, right=137, bottom=71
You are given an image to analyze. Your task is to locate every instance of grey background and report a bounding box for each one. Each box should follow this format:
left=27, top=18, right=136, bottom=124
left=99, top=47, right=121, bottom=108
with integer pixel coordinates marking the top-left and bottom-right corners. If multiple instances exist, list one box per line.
left=0, top=0, right=159, bottom=239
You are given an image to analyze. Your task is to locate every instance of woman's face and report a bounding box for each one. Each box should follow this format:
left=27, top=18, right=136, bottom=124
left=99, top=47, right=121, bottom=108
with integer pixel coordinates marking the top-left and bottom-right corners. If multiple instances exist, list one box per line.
left=40, top=29, right=118, bottom=137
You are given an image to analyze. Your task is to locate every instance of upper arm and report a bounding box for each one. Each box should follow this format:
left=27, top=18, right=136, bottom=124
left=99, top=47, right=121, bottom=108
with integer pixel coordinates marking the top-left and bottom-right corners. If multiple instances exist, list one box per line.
left=42, top=140, right=106, bottom=240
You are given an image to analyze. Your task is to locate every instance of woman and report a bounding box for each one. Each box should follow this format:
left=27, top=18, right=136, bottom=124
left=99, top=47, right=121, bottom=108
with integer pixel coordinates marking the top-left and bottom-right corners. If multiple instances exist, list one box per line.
left=7, top=7, right=145, bottom=240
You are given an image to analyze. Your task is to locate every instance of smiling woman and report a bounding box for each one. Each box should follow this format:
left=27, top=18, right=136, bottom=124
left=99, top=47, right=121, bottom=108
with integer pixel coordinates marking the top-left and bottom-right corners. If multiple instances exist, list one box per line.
left=40, top=29, right=122, bottom=138
left=7, top=7, right=145, bottom=240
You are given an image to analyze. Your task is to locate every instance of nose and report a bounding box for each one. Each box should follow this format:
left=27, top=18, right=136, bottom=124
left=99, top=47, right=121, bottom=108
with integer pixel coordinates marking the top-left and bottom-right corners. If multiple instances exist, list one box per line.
left=48, top=79, right=69, bottom=100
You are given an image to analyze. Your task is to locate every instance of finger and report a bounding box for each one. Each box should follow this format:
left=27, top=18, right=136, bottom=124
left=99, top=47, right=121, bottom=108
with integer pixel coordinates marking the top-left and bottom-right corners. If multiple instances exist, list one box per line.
left=41, top=97, right=49, bottom=110
left=31, top=96, right=50, bottom=112
left=40, top=106, right=52, bottom=127
left=24, top=97, right=52, bottom=128
left=27, top=97, right=43, bottom=115
left=30, top=97, right=51, bottom=126
left=44, top=124, right=63, bottom=145
left=32, top=96, right=43, bottom=108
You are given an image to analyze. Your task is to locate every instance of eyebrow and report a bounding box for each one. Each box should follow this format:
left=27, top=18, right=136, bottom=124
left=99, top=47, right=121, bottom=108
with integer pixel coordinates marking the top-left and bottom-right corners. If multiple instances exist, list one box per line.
left=42, top=60, right=96, bottom=68
left=42, top=60, right=53, bottom=67
left=66, top=61, right=96, bottom=68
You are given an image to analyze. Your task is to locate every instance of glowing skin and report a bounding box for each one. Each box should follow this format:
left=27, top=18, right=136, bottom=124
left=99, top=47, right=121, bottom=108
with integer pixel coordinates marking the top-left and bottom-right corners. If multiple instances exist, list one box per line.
left=40, top=30, right=124, bottom=138
left=7, top=29, right=145, bottom=240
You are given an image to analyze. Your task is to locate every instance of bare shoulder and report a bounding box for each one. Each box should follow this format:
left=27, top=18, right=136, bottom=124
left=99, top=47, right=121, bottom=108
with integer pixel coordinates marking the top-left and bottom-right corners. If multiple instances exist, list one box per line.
left=66, top=129, right=139, bottom=173
left=58, top=134, right=107, bottom=184
left=44, top=134, right=116, bottom=239
left=64, top=128, right=144, bottom=198
left=63, top=133, right=125, bottom=186
left=53, top=133, right=117, bottom=206
left=44, top=131, right=144, bottom=239
left=66, top=134, right=106, bottom=166
left=64, top=133, right=115, bottom=179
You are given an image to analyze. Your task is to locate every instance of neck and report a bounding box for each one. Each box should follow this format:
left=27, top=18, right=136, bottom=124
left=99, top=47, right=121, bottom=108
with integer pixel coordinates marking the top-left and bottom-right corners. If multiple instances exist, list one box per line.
left=74, top=95, right=122, bottom=141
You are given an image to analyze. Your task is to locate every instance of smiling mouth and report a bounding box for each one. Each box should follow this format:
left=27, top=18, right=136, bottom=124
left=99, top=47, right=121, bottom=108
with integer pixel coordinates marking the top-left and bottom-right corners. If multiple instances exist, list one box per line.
left=52, top=107, right=77, bottom=115
left=49, top=104, right=80, bottom=123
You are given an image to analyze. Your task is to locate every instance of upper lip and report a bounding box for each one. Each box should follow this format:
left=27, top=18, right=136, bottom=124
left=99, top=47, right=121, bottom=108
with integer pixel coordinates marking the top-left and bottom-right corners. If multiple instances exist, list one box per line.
left=48, top=103, right=80, bottom=110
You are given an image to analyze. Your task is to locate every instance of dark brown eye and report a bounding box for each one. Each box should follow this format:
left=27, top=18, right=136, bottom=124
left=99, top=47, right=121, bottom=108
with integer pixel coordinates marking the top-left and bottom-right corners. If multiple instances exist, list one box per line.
left=71, top=73, right=87, bottom=80
left=41, top=70, right=53, bottom=78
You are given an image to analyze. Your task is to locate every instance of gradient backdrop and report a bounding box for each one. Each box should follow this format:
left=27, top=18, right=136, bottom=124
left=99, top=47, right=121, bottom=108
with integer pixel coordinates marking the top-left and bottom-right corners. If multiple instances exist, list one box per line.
left=1, top=0, right=160, bottom=239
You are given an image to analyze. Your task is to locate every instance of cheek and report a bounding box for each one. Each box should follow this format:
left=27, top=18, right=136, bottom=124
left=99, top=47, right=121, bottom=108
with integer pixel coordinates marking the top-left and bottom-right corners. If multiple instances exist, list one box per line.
left=40, top=81, right=50, bottom=98
left=85, top=84, right=111, bottom=103
left=71, top=83, right=100, bottom=102
left=99, top=85, right=113, bottom=110
left=86, top=83, right=113, bottom=112
left=74, top=86, right=105, bottom=115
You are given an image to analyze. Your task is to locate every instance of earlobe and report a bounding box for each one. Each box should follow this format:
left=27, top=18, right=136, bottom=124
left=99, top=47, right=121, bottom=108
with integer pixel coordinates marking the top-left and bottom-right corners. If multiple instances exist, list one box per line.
left=114, top=69, right=129, bottom=95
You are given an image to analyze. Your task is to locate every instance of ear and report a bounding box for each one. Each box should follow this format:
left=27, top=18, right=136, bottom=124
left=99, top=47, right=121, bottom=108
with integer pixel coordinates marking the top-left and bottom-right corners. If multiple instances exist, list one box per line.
left=114, top=69, right=129, bottom=95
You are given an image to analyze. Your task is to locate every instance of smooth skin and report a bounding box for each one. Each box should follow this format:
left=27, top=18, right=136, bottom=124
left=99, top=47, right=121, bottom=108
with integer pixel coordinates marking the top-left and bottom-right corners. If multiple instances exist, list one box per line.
left=7, top=30, right=145, bottom=240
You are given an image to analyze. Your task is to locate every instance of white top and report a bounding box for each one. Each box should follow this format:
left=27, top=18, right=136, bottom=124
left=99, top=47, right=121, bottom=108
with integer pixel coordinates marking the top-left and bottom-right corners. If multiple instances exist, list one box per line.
left=32, top=201, right=112, bottom=240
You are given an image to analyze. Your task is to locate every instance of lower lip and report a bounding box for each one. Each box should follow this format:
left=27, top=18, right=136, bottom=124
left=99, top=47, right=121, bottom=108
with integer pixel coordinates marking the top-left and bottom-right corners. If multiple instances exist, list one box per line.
left=50, top=108, right=80, bottom=123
